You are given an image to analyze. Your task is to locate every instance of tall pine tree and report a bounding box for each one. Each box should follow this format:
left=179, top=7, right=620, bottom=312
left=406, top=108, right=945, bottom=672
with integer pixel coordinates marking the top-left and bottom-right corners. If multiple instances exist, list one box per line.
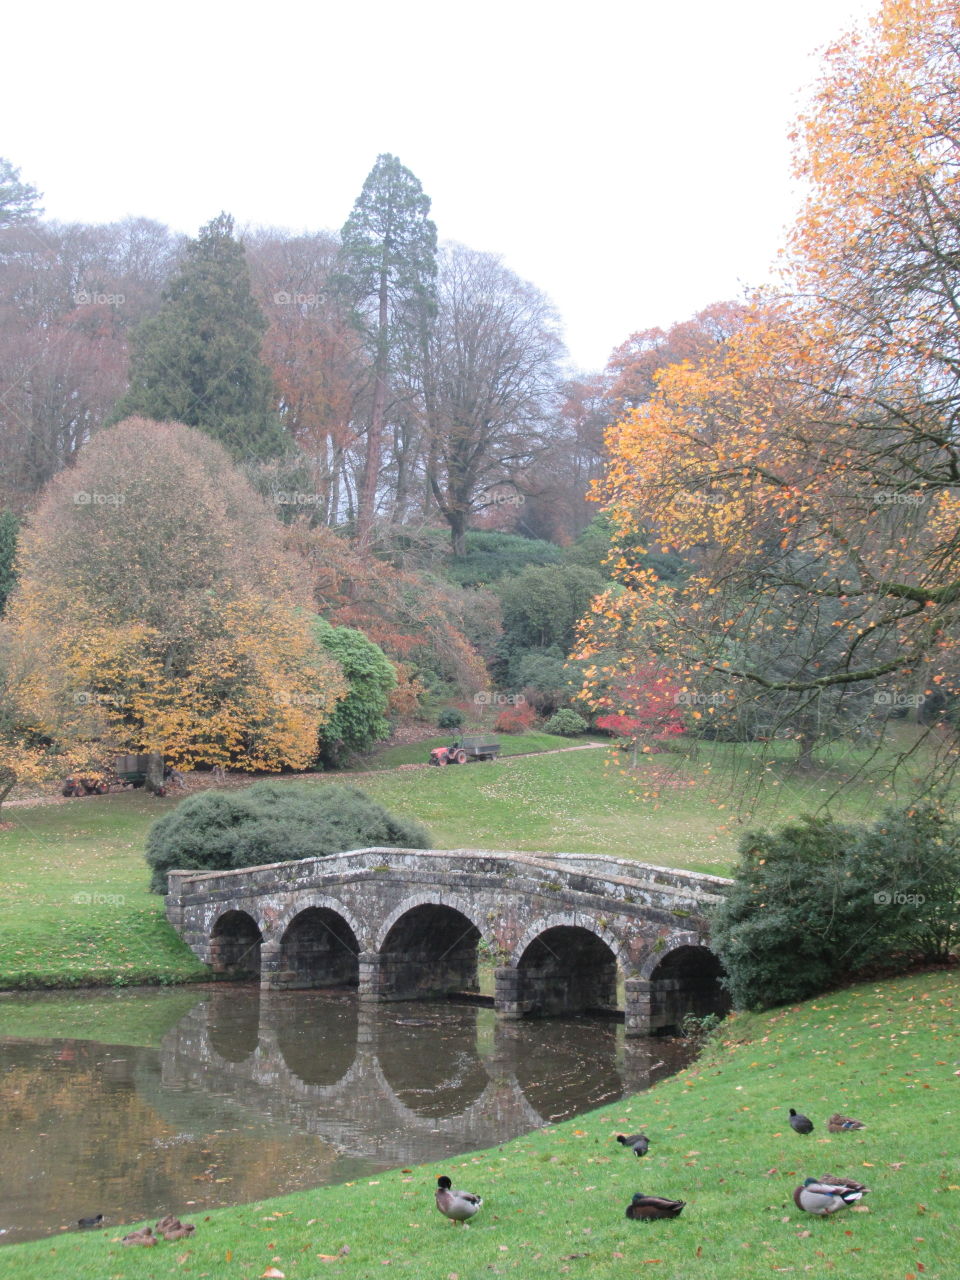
left=112, top=213, right=285, bottom=461
left=338, top=155, right=437, bottom=543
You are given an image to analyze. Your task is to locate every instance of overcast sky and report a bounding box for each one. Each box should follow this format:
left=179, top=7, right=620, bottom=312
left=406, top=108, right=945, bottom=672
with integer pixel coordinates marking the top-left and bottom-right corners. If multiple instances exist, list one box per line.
left=8, top=0, right=876, bottom=371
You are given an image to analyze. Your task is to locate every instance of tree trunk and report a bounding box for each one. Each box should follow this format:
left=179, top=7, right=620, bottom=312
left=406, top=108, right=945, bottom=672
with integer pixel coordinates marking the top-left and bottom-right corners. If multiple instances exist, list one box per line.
left=145, top=751, right=165, bottom=795
left=357, top=269, right=389, bottom=546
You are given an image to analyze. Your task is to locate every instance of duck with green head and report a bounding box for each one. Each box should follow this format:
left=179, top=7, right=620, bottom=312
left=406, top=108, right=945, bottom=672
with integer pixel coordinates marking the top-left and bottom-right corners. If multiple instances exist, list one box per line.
left=793, top=1175, right=869, bottom=1215
left=435, top=1175, right=483, bottom=1225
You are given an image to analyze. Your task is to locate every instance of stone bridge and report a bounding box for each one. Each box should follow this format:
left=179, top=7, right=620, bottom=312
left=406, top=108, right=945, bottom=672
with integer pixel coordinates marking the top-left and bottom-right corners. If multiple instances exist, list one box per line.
left=166, top=848, right=732, bottom=1036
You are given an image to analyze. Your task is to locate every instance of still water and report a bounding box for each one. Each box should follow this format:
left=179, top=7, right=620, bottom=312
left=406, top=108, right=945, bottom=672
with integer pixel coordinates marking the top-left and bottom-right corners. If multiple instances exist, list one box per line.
left=0, top=986, right=696, bottom=1245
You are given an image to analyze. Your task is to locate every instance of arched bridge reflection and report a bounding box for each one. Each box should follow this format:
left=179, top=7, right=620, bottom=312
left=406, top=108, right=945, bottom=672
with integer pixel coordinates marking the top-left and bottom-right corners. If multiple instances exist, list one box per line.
left=161, top=990, right=696, bottom=1166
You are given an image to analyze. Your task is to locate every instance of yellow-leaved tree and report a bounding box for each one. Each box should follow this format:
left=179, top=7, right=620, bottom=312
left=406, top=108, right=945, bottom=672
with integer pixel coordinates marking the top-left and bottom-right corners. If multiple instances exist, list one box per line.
left=5, top=418, right=346, bottom=773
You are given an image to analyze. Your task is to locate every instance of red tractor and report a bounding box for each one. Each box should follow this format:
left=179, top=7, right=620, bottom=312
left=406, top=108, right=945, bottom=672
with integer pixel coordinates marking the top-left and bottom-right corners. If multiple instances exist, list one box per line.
left=429, top=743, right=470, bottom=766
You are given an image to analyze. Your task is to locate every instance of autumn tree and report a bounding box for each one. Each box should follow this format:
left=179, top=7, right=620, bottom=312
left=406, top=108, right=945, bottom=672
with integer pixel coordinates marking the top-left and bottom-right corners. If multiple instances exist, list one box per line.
left=0, top=626, right=81, bottom=815
left=424, top=244, right=564, bottom=554
left=577, top=1, right=960, bottom=795
left=593, top=660, right=684, bottom=765
left=0, top=217, right=177, bottom=506
left=606, top=301, right=748, bottom=414
left=113, top=214, right=285, bottom=461
left=5, top=419, right=345, bottom=771
left=338, top=155, right=437, bottom=543
left=516, top=374, right=611, bottom=544
left=248, top=229, right=371, bottom=525
left=285, top=523, right=488, bottom=698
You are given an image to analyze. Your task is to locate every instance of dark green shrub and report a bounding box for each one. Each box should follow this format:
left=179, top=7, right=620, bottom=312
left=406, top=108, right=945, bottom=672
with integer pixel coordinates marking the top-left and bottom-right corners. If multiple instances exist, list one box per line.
left=544, top=709, right=588, bottom=736
left=446, top=531, right=561, bottom=586
left=710, top=806, right=960, bottom=1010
left=313, top=618, right=396, bottom=765
left=437, top=707, right=465, bottom=730
left=146, top=781, right=431, bottom=892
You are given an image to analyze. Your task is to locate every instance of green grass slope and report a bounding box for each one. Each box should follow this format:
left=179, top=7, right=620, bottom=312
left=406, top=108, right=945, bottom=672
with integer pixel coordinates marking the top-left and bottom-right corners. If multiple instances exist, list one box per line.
left=0, top=969, right=955, bottom=1279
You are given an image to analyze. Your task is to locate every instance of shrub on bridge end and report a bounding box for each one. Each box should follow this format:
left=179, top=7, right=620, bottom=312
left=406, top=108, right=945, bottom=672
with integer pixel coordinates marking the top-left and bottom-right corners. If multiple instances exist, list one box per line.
left=145, top=781, right=431, bottom=892
left=709, top=806, right=960, bottom=1010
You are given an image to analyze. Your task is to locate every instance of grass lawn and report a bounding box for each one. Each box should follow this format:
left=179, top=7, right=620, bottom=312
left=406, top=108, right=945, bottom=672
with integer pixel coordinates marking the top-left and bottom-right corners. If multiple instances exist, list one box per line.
left=0, top=967, right=956, bottom=1279
left=0, top=793, right=208, bottom=988
left=0, top=740, right=940, bottom=988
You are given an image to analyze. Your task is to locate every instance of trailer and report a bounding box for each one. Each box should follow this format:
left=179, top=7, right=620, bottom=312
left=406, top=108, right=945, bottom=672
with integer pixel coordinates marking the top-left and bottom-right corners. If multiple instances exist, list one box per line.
left=429, top=734, right=501, bottom=765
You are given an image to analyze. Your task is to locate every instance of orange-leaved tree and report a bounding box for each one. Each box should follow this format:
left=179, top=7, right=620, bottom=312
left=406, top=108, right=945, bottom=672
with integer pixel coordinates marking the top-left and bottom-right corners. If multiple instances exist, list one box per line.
left=575, top=0, right=960, bottom=793
left=5, top=419, right=346, bottom=772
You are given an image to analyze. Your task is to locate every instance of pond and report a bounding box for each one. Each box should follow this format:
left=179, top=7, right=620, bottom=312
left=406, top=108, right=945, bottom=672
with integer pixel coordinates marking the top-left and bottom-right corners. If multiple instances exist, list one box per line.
left=0, top=986, right=697, bottom=1246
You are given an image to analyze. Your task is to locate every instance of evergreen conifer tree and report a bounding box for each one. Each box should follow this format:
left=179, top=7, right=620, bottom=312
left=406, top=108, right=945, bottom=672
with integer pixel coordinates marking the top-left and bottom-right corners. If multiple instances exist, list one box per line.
left=112, top=213, right=285, bottom=460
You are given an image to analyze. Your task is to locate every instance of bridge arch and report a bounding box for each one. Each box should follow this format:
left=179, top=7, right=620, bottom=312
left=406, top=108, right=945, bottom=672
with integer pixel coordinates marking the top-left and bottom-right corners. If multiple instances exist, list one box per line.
left=374, top=895, right=491, bottom=1002
left=209, top=909, right=263, bottom=979
left=270, top=901, right=362, bottom=992
left=273, top=894, right=367, bottom=952
left=509, top=914, right=621, bottom=1019
left=639, top=933, right=730, bottom=1035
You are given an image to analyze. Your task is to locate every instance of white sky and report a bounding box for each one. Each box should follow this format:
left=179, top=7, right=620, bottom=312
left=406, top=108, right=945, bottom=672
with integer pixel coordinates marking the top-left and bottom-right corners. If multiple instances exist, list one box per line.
left=7, top=0, right=876, bottom=372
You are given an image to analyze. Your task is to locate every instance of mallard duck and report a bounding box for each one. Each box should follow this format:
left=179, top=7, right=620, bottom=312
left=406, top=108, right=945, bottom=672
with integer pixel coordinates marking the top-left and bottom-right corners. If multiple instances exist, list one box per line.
left=77, top=1214, right=103, bottom=1229
left=793, top=1175, right=869, bottom=1215
left=163, top=1223, right=196, bottom=1241
left=789, top=1108, right=814, bottom=1134
left=616, top=1132, right=650, bottom=1156
left=435, top=1175, right=483, bottom=1225
left=156, top=1215, right=180, bottom=1232
left=827, top=1113, right=866, bottom=1132
left=625, top=1193, right=686, bottom=1220
left=121, top=1227, right=157, bottom=1246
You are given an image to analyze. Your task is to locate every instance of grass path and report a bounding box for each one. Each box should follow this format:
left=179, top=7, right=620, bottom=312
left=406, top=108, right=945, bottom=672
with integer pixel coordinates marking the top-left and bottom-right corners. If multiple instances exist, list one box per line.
left=0, top=968, right=956, bottom=1279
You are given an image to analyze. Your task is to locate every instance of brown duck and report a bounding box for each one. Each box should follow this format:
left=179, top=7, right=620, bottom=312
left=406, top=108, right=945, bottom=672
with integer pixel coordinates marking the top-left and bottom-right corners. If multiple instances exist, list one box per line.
left=625, top=1193, right=686, bottom=1220
left=827, top=1113, right=866, bottom=1132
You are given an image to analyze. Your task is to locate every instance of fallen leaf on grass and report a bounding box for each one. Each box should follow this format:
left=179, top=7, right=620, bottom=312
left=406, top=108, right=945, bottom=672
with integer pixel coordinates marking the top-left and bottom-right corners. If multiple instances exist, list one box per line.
left=261, top=1270, right=285, bottom=1279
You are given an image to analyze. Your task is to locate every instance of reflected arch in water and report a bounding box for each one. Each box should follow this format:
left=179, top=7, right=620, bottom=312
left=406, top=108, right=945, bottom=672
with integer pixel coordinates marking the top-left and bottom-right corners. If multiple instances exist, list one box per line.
left=206, top=987, right=262, bottom=1062
left=375, top=1007, right=489, bottom=1118
left=643, top=941, right=730, bottom=1035
left=514, top=917, right=620, bottom=1018
left=271, top=993, right=359, bottom=1086
left=210, top=909, right=263, bottom=979
left=376, top=899, right=487, bottom=1000
left=276, top=905, right=361, bottom=990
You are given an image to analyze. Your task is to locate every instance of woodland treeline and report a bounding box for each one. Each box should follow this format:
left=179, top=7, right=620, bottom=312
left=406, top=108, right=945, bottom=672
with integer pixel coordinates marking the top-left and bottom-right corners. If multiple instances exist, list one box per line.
left=2, top=0, right=959, bottom=805
left=0, top=154, right=617, bottom=551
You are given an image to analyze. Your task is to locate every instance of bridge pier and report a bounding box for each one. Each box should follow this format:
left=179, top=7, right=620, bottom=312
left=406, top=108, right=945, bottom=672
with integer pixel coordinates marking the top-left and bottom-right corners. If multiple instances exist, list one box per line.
left=624, top=978, right=653, bottom=1037
left=494, top=966, right=525, bottom=1019
left=259, top=940, right=287, bottom=990
left=358, top=951, right=385, bottom=1001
